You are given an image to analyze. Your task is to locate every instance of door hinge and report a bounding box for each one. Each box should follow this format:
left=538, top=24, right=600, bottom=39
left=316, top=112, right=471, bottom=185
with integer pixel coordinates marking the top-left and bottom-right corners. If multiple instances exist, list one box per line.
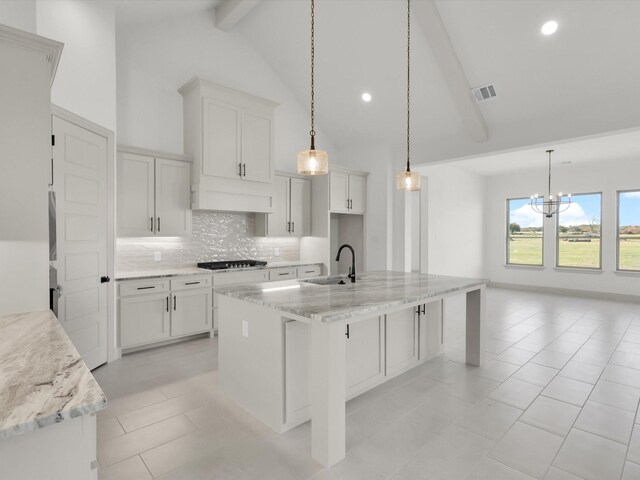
left=51, top=134, right=55, bottom=146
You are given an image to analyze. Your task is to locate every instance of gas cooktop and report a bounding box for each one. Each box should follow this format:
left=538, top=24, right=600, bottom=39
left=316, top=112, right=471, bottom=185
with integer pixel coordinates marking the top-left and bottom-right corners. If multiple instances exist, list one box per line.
left=197, top=260, right=268, bottom=271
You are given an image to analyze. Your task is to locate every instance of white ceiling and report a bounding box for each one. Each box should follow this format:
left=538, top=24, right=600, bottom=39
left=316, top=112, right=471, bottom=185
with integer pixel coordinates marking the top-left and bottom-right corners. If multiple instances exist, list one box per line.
left=429, top=127, right=640, bottom=176
left=113, top=0, right=640, bottom=166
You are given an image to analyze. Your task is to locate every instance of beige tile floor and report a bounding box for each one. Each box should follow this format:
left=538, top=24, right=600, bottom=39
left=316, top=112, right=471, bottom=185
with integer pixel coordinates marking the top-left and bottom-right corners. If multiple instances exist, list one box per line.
left=93, top=288, right=640, bottom=479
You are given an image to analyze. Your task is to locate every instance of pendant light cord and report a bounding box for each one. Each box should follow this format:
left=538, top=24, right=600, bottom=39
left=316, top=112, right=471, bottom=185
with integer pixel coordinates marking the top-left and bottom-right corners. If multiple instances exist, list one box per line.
left=406, top=0, right=411, bottom=173
left=547, top=149, right=553, bottom=198
left=310, top=0, right=316, bottom=149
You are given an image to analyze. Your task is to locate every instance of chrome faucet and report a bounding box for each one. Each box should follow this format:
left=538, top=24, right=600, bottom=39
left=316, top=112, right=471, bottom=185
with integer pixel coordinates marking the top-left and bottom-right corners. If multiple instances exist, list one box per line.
left=335, top=244, right=356, bottom=283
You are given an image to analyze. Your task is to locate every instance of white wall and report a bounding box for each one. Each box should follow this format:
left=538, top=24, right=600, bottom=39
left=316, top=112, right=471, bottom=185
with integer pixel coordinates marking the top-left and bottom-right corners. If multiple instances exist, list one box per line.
left=0, top=0, right=36, bottom=33
left=420, top=164, right=486, bottom=278
left=116, top=10, right=334, bottom=170
left=36, top=0, right=117, bottom=132
left=485, top=158, right=640, bottom=297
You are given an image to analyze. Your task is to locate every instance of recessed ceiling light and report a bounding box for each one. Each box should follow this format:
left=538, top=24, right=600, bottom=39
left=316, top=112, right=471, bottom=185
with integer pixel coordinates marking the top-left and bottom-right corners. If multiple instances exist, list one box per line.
left=361, top=92, right=372, bottom=102
left=541, top=20, right=558, bottom=35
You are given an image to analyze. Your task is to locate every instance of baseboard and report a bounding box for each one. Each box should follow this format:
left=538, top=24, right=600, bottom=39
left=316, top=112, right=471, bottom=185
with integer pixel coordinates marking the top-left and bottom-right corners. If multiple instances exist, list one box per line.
left=488, top=281, right=640, bottom=304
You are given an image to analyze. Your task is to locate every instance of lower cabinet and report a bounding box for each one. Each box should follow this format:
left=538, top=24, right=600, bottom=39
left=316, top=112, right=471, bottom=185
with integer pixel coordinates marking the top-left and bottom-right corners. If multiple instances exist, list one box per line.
left=171, top=289, right=213, bottom=337
left=346, top=316, right=385, bottom=398
left=418, top=300, right=444, bottom=361
left=386, top=308, right=418, bottom=377
left=120, top=293, right=171, bottom=348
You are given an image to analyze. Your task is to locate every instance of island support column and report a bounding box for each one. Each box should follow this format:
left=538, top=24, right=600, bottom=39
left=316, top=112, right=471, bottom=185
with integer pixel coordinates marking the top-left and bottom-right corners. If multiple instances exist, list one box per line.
left=311, top=319, right=347, bottom=467
left=466, top=285, right=486, bottom=366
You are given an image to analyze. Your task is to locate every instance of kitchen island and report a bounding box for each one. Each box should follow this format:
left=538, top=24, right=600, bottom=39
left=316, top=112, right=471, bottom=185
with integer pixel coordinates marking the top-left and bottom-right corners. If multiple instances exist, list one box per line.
left=215, top=271, right=486, bottom=467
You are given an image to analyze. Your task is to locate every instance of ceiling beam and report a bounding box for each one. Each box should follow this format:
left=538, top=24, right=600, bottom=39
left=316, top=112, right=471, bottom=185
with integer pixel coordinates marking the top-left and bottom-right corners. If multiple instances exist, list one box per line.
left=215, top=0, right=260, bottom=32
left=413, top=1, right=488, bottom=142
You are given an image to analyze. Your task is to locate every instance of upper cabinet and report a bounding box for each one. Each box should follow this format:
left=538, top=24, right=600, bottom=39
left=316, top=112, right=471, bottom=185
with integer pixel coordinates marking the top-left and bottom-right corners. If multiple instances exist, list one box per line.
left=180, top=77, right=277, bottom=213
left=256, top=173, right=311, bottom=237
left=117, top=147, right=192, bottom=237
left=329, top=169, right=367, bottom=214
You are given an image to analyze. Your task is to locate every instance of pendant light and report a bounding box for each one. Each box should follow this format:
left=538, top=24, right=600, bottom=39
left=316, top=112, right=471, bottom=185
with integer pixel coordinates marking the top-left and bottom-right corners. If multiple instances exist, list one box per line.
left=298, top=0, right=328, bottom=176
left=397, top=0, right=421, bottom=191
left=530, top=149, right=572, bottom=218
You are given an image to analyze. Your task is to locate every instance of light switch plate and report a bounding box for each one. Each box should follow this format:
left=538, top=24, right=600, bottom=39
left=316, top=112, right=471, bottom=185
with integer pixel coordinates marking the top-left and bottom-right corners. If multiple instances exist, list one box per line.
left=154, top=251, right=162, bottom=262
left=242, top=320, right=249, bottom=338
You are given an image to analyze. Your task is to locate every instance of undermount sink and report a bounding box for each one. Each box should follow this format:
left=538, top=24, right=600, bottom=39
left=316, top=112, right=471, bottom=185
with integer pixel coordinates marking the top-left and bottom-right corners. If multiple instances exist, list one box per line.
left=304, top=276, right=350, bottom=286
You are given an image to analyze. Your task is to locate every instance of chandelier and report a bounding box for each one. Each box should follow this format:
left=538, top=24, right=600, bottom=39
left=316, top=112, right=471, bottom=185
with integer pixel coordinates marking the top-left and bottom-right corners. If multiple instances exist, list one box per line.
left=297, top=0, right=328, bottom=175
left=530, top=149, right=571, bottom=218
left=396, top=0, right=420, bottom=191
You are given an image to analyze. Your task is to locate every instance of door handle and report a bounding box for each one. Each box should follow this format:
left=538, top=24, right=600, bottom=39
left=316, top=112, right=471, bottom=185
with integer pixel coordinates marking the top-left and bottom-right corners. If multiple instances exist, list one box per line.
left=173, top=295, right=177, bottom=311
left=157, top=217, right=160, bottom=232
left=100, top=276, right=111, bottom=284
left=166, top=296, right=169, bottom=312
left=287, top=221, right=291, bottom=233
left=150, top=217, right=154, bottom=232
left=416, top=306, right=421, bottom=317
left=238, top=163, right=243, bottom=177
left=242, top=163, right=246, bottom=177
left=345, top=324, right=350, bottom=339
left=350, top=199, right=353, bottom=210
left=291, top=221, right=295, bottom=233
left=422, top=305, right=426, bottom=315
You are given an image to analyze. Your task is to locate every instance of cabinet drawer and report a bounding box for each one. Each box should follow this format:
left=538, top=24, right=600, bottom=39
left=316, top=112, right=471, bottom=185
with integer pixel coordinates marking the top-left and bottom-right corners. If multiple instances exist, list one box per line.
left=213, top=270, right=269, bottom=286
left=119, top=278, right=170, bottom=297
left=170, top=275, right=212, bottom=291
left=296, top=265, right=321, bottom=279
left=269, top=267, right=297, bottom=281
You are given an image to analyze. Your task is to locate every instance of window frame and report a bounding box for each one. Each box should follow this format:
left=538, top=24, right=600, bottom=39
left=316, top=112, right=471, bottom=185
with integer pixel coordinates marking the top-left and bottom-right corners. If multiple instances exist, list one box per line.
left=617, top=189, right=640, bottom=273
left=555, top=191, right=602, bottom=270
left=505, top=197, right=544, bottom=267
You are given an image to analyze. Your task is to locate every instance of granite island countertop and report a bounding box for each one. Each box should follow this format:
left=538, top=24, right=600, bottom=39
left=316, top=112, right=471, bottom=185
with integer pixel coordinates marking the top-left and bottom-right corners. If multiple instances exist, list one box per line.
left=116, top=262, right=323, bottom=281
left=214, top=270, right=486, bottom=323
left=0, top=310, right=107, bottom=439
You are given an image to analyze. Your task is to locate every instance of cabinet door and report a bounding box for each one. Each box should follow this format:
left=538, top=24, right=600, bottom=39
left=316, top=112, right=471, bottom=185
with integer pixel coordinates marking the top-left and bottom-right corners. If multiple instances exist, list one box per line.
left=117, top=152, right=155, bottom=236
left=348, top=174, right=366, bottom=214
left=155, top=158, right=192, bottom=236
left=171, top=289, right=212, bottom=337
left=329, top=170, right=349, bottom=212
left=419, top=301, right=444, bottom=361
left=346, top=316, right=385, bottom=397
left=386, top=308, right=418, bottom=377
left=241, top=111, right=272, bottom=183
left=120, top=293, right=170, bottom=348
left=268, top=175, right=290, bottom=236
left=285, top=321, right=311, bottom=425
left=290, top=177, right=311, bottom=236
left=203, top=98, right=241, bottom=180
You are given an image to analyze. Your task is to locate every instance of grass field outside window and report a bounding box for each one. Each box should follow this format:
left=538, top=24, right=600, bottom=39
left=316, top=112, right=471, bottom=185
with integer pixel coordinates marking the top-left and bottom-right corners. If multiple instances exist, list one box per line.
left=507, top=198, right=543, bottom=266
left=618, top=190, right=640, bottom=272
left=556, top=193, right=602, bottom=269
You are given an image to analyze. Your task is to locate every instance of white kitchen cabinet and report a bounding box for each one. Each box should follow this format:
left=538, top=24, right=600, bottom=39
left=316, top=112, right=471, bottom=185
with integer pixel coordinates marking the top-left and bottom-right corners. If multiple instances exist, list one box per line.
left=418, top=300, right=444, bottom=361
left=346, top=316, right=385, bottom=398
left=329, top=170, right=366, bottom=214
left=117, top=147, right=192, bottom=237
left=120, top=292, right=171, bottom=348
left=171, top=288, right=213, bottom=337
left=180, top=77, right=277, bottom=212
left=256, top=173, right=310, bottom=237
left=386, top=308, right=418, bottom=377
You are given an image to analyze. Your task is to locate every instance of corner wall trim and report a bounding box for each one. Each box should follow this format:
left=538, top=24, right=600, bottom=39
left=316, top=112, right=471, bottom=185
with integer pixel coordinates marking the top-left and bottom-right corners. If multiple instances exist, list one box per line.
left=488, top=281, right=640, bottom=304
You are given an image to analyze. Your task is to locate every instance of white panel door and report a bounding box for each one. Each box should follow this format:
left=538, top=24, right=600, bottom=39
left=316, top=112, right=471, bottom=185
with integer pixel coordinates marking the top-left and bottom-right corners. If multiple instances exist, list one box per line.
left=155, top=158, right=191, bottom=236
left=346, top=316, right=384, bottom=397
left=203, top=98, right=240, bottom=179
left=171, top=289, right=212, bottom=337
left=241, top=111, right=272, bottom=183
left=53, top=116, right=108, bottom=370
left=348, top=174, right=366, bottom=214
left=290, top=177, right=311, bottom=236
left=329, top=171, right=349, bottom=212
left=120, top=293, right=170, bottom=348
left=269, top=175, right=290, bottom=236
left=386, top=308, right=418, bottom=376
left=117, top=152, right=154, bottom=236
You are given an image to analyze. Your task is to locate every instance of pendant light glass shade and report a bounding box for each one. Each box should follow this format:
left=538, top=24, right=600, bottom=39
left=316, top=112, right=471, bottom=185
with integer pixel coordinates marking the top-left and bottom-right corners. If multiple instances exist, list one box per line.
left=396, top=0, right=420, bottom=191
left=298, top=148, right=328, bottom=175
left=397, top=170, right=421, bottom=191
left=298, top=0, right=328, bottom=176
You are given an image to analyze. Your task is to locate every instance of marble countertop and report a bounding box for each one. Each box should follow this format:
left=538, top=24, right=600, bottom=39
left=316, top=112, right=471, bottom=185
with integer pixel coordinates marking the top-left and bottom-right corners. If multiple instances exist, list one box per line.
left=0, top=310, right=106, bottom=439
left=116, top=262, right=323, bottom=281
left=214, top=271, right=486, bottom=323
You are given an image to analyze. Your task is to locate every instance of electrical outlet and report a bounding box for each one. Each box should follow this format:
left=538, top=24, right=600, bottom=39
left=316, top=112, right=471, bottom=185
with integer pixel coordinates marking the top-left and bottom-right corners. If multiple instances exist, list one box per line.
left=274, top=247, right=280, bottom=256
left=154, top=251, right=162, bottom=262
left=242, top=320, right=249, bottom=338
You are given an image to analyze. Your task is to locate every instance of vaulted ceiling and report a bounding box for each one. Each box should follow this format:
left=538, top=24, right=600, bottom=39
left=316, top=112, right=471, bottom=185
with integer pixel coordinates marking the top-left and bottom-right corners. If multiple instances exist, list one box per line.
left=115, top=0, right=640, bottom=165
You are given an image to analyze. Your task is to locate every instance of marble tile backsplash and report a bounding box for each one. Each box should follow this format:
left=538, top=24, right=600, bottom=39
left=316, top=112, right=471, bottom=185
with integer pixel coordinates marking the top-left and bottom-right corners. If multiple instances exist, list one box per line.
left=116, top=211, right=300, bottom=272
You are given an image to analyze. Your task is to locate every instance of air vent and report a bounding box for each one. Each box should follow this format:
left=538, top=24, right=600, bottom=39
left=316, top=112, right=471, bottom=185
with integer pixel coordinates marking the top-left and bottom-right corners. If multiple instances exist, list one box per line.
left=472, top=84, right=497, bottom=102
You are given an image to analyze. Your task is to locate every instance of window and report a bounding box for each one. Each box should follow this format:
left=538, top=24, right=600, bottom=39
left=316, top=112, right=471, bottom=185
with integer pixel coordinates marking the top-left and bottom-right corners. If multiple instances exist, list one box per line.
left=618, top=190, right=640, bottom=272
left=507, top=198, right=543, bottom=266
left=557, top=192, right=601, bottom=269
